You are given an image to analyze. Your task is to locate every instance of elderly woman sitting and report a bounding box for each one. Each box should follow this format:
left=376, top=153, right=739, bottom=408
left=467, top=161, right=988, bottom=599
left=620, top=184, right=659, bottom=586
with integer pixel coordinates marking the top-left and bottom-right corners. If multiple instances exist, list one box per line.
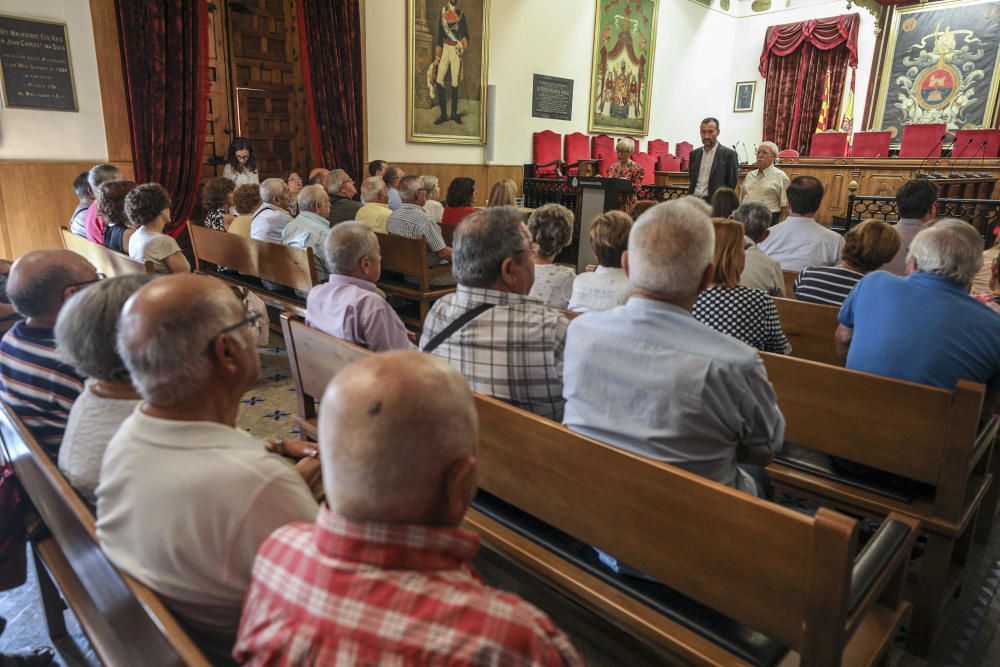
left=55, top=274, right=153, bottom=505
left=692, top=218, right=791, bottom=354
left=794, top=219, right=900, bottom=306
left=201, top=176, right=236, bottom=231
left=126, top=184, right=190, bottom=274
left=98, top=179, right=138, bottom=253
left=526, top=204, right=576, bottom=309
left=568, top=210, right=633, bottom=312
left=486, top=178, right=518, bottom=207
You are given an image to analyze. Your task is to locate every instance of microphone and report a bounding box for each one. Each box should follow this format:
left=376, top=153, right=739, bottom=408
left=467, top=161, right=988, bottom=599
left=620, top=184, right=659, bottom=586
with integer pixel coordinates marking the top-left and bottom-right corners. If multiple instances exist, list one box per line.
left=740, top=142, right=750, bottom=164
left=948, top=138, right=975, bottom=177
left=916, top=134, right=949, bottom=178
left=977, top=138, right=991, bottom=177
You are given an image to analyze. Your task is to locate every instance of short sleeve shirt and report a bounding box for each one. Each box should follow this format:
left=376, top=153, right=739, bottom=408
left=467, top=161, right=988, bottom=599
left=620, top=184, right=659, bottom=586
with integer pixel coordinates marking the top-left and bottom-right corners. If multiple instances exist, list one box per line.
left=692, top=285, right=792, bottom=354
left=386, top=204, right=446, bottom=253
left=128, top=227, right=187, bottom=274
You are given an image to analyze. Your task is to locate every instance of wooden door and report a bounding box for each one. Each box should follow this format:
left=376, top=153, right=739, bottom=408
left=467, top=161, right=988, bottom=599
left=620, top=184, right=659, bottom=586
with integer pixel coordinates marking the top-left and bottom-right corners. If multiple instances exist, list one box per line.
left=202, top=2, right=236, bottom=181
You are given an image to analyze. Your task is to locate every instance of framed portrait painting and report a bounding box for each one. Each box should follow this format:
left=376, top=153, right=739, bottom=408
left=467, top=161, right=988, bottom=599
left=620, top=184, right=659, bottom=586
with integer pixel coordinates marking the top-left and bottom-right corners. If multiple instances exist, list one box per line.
left=870, top=0, right=1000, bottom=145
left=734, top=81, right=755, bottom=112
left=588, top=0, right=659, bottom=136
left=407, top=0, right=490, bottom=144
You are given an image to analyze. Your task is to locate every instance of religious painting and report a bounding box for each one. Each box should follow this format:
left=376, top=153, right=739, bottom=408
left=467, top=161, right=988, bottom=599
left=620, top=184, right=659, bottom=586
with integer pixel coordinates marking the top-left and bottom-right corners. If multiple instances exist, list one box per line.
left=407, top=0, right=489, bottom=145
left=588, top=0, right=659, bottom=136
left=734, top=81, right=755, bottom=112
left=871, top=0, right=1000, bottom=145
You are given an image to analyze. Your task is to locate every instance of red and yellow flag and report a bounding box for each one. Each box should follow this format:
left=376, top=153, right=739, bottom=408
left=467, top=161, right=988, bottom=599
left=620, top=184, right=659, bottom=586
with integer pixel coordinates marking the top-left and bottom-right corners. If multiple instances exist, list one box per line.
left=815, top=68, right=832, bottom=133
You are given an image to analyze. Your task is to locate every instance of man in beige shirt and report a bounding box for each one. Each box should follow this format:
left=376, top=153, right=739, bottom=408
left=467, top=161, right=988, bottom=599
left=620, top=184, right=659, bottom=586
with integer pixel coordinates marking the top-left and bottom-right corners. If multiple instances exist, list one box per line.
left=741, top=141, right=789, bottom=224
left=356, top=176, right=392, bottom=233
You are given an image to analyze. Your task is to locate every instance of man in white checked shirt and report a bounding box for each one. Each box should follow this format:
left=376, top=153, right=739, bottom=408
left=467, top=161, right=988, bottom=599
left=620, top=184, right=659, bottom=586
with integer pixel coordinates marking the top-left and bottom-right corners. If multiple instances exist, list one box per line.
left=420, top=206, right=569, bottom=421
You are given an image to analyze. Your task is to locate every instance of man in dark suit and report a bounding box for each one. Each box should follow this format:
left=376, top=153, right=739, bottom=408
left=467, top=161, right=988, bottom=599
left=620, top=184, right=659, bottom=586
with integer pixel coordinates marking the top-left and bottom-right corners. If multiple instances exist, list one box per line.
left=686, top=117, right=739, bottom=201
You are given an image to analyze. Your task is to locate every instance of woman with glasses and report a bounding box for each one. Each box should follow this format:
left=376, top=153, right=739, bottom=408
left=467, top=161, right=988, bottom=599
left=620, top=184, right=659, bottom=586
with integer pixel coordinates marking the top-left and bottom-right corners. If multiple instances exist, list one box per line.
left=125, top=184, right=190, bottom=274
left=223, top=136, right=259, bottom=187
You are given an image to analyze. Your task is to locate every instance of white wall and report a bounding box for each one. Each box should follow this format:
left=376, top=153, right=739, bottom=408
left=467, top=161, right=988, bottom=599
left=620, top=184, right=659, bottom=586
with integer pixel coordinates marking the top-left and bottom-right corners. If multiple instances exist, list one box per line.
left=0, top=1, right=107, bottom=161
left=365, top=0, right=878, bottom=164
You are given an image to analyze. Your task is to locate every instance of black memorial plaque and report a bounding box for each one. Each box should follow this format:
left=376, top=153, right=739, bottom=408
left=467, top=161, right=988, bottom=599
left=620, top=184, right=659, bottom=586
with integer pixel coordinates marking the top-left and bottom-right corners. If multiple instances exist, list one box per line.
left=532, top=74, right=573, bottom=121
left=0, top=14, right=77, bottom=111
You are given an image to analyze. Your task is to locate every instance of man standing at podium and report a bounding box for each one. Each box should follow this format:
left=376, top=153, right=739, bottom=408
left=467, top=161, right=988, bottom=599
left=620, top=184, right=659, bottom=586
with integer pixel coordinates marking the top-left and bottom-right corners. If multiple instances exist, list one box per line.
left=687, top=117, right=739, bottom=201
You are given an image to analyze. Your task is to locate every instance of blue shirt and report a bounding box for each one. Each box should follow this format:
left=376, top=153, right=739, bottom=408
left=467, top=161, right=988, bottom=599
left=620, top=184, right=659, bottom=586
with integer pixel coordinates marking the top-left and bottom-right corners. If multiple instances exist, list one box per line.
left=562, top=298, right=784, bottom=494
left=839, top=271, right=1000, bottom=393
left=388, top=188, right=402, bottom=211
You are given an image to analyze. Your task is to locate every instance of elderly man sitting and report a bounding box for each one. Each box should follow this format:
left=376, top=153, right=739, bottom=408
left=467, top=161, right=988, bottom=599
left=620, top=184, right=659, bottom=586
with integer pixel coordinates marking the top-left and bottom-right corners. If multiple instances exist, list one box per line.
left=234, top=351, right=582, bottom=665
left=84, top=162, right=122, bottom=244
left=96, top=274, right=318, bottom=660
left=0, top=250, right=97, bottom=457
left=758, top=176, right=842, bottom=271
left=733, top=202, right=785, bottom=296
left=384, top=165, right=405, bottom=210
left=420, top=206, right=569, bottom=421
left=250, top=177, right=292, bottom=243
left=562, top=200, right=784, bottom=498
left=282, top=184, right=332, bottom=283
left=307, top=222, right=414, bottom=352
left=326, top=168, right=362, bottom=224
left=356, top=176, right=392, bottom=233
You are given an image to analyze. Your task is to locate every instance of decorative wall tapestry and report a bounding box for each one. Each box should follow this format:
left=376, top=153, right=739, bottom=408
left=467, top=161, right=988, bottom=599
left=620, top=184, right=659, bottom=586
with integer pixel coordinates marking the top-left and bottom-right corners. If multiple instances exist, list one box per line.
left=871, top=0, right=1000, bottom=144
left=588, top=0, right=659, bottom=136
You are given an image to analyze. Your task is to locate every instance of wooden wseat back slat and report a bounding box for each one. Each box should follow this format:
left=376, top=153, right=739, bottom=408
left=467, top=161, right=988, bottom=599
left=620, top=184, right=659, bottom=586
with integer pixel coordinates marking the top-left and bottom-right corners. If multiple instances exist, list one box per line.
left=772, top=297, right=844, bottom=366
left=782, top=270, right=798, bottom=297
left=60, top=227, right=152, bottom=276
left=0, top=402, right=210, bottom=667
left=188, top=224, right=316, bottom=291
left=375, top=232, right=452, bottom=291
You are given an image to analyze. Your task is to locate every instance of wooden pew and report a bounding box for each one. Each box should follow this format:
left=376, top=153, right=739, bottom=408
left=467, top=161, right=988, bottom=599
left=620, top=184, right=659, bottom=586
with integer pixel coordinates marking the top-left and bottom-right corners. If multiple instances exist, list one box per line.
left=280, top=313, right=918, bottom=665
left=0, top=402, right=210, bottom=666
left=375, top=232, right=455, bottom=328
left=772, top=297, right=843, bottom=366
left=782, top=270, right=798, bottom=297
left=761, top=352, right=998, bottom=656
left=60, top=227, right=153, bottom=275
left=187, top=223, right=317, bottom=317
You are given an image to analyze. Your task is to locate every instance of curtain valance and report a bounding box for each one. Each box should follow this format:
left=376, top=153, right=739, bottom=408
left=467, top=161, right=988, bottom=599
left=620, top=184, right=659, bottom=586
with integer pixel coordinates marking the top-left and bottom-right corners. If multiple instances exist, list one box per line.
left=759, top=14, right=859, bottom=78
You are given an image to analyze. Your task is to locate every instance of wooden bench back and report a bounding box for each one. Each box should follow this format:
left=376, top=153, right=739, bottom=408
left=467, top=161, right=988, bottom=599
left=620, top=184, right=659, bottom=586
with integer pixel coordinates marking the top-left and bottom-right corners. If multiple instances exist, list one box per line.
left=187, top=224, right=316, bottom=291
left=375, top=232, right=434, bottom=288
left=772, top=297, right=843, bottom=366
left=60, top=227, right=152, bottom=276
left=782, top=270, right=798, bottom=296
left=0, top=403, right=210, bottom=667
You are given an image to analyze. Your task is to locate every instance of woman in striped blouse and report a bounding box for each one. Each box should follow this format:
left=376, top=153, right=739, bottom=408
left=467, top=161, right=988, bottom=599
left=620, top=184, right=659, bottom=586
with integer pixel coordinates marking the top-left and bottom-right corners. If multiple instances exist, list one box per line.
left=793, top=219, right=900, bottom=307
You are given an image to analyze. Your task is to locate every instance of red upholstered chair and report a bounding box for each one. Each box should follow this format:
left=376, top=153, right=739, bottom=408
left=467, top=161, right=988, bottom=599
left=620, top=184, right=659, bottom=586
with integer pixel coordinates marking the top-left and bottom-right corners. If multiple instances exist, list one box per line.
left=951, top=129, right=1000, bottom=158
left=777, top=149, right=799, bottom=158
left=633, top=152, right=656, bottom=185
left=591, top=134, right=615, bottom=176
left=621, top=136, right=641, bottom=153
left=850, top=132, right=891, bottom=158
left=532, top=130, right=563, bottom=178
left=648, top=139, right=670, bottom=157
left=810, top=133, right=850, bottom=158
left=657, top=154, right=681, bottom=172
left=899, top=123, right=947, bottom=159
left=675, top=141, right=694, bottom=159
left=563, top=132, right=590, bottom=176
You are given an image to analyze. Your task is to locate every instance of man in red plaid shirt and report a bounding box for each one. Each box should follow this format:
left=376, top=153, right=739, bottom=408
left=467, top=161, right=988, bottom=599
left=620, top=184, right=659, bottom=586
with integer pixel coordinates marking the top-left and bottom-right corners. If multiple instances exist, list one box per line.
left=233, top=351, right=582, bottom=666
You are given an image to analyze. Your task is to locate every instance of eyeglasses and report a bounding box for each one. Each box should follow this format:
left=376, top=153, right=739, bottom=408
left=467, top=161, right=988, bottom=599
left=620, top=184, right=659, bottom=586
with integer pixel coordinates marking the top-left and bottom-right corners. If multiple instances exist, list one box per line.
left=205, top=312, right=262, bottom=353
left=65, top=272, right=106, bottom=291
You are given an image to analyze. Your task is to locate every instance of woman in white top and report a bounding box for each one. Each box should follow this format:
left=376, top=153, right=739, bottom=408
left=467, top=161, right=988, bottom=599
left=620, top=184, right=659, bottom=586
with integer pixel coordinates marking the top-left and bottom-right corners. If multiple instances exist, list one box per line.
left=527, top=203, right=576, bottom=309
left=421, top=175, right=444, bottom=223
left=568, top=209, right=633, bottom=312
left=125, top=183, right=190, bottom=274
left=222, top=136, right=260, bottom=187
left=55, top=274, right=153, bottom=505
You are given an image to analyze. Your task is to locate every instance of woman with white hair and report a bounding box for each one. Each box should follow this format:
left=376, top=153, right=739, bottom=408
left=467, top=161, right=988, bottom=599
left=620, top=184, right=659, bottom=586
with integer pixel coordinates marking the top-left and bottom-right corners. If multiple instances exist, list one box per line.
left=421, top=175, right=444, bottom=223
left=740, top=140, right=789, bottom=224
left=608, top=138, right=644, bottom=210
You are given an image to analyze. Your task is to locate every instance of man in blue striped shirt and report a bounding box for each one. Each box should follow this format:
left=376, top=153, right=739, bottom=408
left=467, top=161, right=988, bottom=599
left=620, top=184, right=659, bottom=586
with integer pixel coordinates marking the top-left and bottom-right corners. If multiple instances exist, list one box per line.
left=0, top=250, right=97, bottom=458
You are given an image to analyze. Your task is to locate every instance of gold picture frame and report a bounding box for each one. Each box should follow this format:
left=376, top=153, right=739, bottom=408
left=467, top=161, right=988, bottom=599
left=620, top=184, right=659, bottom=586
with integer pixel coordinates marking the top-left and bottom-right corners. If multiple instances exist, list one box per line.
left=733, top=81, right=755, bottom=113
left=870, top=0, right=1000, bottom=145
left=406, top=0, right=489, bottom=145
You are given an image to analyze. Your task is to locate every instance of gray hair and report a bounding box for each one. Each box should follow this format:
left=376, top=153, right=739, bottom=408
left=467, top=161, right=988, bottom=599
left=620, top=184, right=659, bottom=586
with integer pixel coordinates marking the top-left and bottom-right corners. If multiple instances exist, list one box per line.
left=759, top=141, right=779, bottom=157
left=907, top=218, right=984, bottom=287
left=259, top=177, right=286, bottom=204
left=88, top=163, right=121, bottom=191
left=453, top=206, right=529, bottom=287
left=681, top=195, right=712, bottom=215
left=421, top=175, right=439, bottom=195
left=398, top=175, right=424, bottom=203
left=628, top=199, right=715, bottom=300
left=361, top=176, right=387, bottom=202
left=325, top=222, right=379, bottom=274
left=732, top=202, right=772, bottom=242
left=117, top=287, right=244, bottom=404
left=327, top=169, right=349, bottom=193
left=297, top=184, right=328, bottom=213
left=55, top=274, right=154, bottom=380
left=615, top=138, right=635, bottom=154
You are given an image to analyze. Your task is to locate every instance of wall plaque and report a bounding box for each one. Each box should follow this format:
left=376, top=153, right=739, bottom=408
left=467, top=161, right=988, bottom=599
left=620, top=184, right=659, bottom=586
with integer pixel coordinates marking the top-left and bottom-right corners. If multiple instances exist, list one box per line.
left=0, top=14, right=77, bottom=111
left=532, top=74, right=573, bottom=121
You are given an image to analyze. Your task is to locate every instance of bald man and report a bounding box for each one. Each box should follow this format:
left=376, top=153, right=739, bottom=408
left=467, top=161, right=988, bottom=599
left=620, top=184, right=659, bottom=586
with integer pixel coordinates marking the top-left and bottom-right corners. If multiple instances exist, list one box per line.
left=235, top=352, right=582, bottom=666
left=308, top=167, right=330, bottom=189
left=0, top=250, right=96, bottom=457
left=96, top=274, right=317, bottom=661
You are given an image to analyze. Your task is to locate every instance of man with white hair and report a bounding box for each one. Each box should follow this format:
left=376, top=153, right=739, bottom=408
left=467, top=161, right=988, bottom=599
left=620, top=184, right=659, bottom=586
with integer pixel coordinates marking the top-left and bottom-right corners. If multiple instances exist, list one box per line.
left=250, top=177, right=292, bottom=243
left=326, top=168, right=362, bottom=224
left=234, top=351, right=582, bottom=665
left=306, top=222, right=414, bottom=352
left=733, top=202, right=785, bottom=296
left=84, top=162, right=122, bottom=243
left=836, top=218, right=1000, bottom=414
left=96, top=274, right=318, bottom=659
left=356, top=176, right=392, bottom=233
left=563, top=199, right=784, bottom=498
left=386, top=175, right=453, bottom=263
left=282, top=184, right=333, bottom=283
left=740, top=141, right=789, bottom=224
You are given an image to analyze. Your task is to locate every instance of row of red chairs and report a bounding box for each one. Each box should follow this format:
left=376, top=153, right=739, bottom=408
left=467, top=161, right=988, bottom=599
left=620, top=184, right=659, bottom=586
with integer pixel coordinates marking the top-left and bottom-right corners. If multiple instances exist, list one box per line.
left=531, top=131, right=695, bottom=183
left=812, top=126, right=1000, bottom=159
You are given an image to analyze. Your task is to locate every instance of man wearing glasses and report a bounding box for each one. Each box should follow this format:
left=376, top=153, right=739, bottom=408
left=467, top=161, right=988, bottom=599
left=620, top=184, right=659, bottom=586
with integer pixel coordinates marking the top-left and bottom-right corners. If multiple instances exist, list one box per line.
left=0, top=250, right=99, bottom=458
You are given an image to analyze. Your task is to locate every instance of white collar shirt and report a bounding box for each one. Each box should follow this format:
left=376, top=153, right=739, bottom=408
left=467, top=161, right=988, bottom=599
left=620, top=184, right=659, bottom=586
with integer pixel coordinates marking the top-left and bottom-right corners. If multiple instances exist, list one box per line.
left=741, top=164, right=789, bottom=213
left=250, top=202, right=292, bottom=244
left=757, top=215, right=843, bottom=272
left=694, top=144, right=717, bottom=197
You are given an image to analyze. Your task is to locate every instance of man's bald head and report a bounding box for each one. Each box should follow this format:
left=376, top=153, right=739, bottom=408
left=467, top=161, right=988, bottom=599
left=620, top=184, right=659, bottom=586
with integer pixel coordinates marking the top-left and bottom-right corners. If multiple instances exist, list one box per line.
left=309, top=167, right=330, bottom=187
left=117, top=274, right=255, bottom=406
left=319, top=351, right=478, bottom=525
left=8, top=250, right=96, bottom=321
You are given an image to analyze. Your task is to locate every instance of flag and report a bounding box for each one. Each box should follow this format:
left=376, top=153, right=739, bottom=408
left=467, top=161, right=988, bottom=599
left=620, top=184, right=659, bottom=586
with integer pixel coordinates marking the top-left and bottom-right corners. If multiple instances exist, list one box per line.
left=840, top=67, right=856, bottom=136
left=815, top=68, right=831, bottom=133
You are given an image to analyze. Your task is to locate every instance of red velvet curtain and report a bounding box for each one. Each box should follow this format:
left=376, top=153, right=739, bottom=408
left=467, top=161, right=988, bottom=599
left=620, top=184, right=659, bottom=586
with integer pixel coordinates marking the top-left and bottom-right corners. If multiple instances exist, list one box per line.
left=114, top=1, right=208, bottom=236
left=297, top=0, right=365, bottom=182
left=759, top=14, right=858, bottom=155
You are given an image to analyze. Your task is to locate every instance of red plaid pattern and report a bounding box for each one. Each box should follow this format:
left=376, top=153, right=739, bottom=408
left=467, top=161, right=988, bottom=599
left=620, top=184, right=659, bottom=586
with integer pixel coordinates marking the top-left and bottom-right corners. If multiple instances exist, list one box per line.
left=234, top=506, right=583, bottom=666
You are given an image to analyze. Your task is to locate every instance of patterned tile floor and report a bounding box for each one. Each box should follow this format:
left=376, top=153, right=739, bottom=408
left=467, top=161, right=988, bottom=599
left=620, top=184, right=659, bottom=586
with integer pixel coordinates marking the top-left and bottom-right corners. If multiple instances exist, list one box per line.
left=1, top=334, right=999, bottom=665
